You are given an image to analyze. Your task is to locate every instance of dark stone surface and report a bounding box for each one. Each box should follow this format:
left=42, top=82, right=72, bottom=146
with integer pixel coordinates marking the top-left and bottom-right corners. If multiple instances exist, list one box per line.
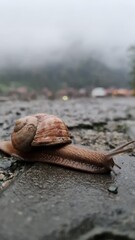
left=0, top=98, right=135, bottom=240
left=0, top=156, right=135, bottom=240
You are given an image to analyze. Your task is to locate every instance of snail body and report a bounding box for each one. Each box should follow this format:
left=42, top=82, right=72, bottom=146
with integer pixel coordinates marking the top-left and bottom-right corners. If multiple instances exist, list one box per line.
left=0, top=113, right=134, bottom=174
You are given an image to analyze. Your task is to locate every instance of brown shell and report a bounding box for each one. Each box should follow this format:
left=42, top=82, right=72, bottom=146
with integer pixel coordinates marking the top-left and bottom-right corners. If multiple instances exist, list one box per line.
left=11, top=115, right=38, bottom=151
left=32, top=113, right=72, bottom=146
left=11, top=113, right=72, bottom=151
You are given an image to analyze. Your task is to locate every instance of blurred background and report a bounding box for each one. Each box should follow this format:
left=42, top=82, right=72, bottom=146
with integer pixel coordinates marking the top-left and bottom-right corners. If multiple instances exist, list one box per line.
left=0, top=0, right=135, bottom=100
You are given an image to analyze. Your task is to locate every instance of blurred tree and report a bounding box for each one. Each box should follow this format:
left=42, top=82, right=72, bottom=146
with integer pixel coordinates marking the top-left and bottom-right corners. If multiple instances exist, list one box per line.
left=129, top=46, right=135, bottom=89
left=0, top=57, right=129, bottom=91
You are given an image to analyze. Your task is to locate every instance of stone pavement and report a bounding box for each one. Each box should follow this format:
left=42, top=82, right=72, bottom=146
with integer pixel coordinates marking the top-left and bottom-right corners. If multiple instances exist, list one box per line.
left=0, top=98, right=135, bottom=240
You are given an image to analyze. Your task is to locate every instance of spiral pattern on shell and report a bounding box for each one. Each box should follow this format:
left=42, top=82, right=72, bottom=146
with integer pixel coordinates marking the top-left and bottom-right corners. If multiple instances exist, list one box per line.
left=11, top=113, right=72, bottom=152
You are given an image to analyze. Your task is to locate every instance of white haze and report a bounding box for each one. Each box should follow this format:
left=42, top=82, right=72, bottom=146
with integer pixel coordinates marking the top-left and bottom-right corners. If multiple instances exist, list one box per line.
left=0, top=0, right=135, bottom=69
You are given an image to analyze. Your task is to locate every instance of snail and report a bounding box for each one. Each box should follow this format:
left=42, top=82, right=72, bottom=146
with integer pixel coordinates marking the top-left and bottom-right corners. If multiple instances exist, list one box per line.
left=0, top=113, right=134, bottom=174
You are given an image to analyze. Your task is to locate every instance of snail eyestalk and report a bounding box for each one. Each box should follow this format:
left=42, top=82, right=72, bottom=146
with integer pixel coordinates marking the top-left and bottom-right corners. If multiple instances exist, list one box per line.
left=108, top=141, right=135, bottom=157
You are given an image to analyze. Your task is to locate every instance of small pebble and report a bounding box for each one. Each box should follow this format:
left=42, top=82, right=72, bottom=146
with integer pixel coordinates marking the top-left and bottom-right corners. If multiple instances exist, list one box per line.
left=20, top=107, right=26, bottom=111
left=0, top=159, right=12, bottom=169
left=1, top=180, right=11, bottom=189
left=0, top=173, right=5, bottom=181
left=108, top=185, right=118, bottom=194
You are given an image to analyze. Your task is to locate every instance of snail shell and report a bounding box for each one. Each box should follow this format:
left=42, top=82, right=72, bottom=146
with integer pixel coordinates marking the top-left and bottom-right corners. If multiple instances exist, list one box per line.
left=0, top=113, right=135, bottom=174
left=11, top=113, right=72, bottom=151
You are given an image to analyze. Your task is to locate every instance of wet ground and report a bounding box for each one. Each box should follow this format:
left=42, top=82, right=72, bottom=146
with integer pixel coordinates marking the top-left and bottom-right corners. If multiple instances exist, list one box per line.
left=0, top=97, right=135, bottom=240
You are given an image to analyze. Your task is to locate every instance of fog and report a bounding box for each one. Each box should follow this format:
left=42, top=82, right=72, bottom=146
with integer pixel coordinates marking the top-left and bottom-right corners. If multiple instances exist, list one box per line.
left=0, top=0, right=135, bottom=69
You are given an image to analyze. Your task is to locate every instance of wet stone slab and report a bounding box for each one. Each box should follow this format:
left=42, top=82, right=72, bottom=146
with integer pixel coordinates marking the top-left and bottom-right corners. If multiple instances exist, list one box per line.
left=0, top=98, right=135, bottom=240
left=0, top=157, right=135, bottom=240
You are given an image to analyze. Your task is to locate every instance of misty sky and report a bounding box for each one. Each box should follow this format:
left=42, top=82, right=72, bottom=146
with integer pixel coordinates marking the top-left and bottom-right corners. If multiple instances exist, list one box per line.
left=0, top=0, right=135, bottom=68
